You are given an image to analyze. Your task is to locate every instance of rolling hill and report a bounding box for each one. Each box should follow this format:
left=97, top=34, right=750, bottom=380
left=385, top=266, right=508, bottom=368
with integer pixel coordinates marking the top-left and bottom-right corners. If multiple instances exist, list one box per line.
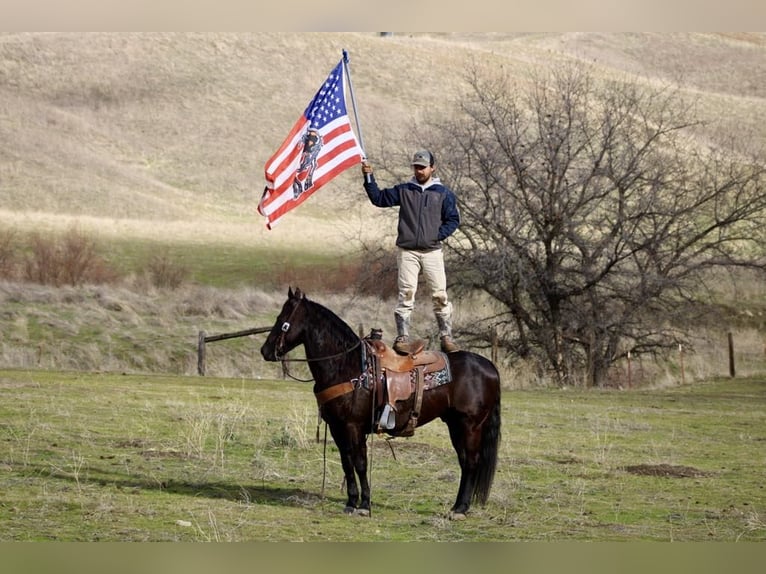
left=2, top=32, right=764, bottom=252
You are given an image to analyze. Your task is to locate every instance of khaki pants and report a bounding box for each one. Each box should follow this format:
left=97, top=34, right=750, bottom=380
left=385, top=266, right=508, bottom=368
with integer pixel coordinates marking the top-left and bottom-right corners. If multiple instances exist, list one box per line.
left=395, top=247, right=453, bottom=337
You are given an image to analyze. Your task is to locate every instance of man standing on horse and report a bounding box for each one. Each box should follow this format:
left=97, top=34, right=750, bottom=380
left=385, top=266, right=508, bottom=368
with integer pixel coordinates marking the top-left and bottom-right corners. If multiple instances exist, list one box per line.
left=361, top=150, right=460, bottom=354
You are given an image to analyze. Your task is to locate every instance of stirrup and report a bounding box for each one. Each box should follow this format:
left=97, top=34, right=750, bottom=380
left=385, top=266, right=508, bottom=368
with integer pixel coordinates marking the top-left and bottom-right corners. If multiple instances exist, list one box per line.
left=379, top=404, right=396, bottom=429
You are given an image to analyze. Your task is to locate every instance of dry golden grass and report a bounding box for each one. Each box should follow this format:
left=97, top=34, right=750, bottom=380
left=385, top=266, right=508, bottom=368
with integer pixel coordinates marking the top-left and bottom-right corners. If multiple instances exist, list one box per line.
left=2, top=32, right=764, bottom=252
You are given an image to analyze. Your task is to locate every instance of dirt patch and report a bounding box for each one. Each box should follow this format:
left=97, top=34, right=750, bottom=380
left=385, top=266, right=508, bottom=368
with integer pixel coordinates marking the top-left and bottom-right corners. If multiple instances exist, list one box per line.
left=623, top=463, right=710, bottom=478
left=114, top=438, right=147, bottom=449
left=553, top=455, right=582, bottom=465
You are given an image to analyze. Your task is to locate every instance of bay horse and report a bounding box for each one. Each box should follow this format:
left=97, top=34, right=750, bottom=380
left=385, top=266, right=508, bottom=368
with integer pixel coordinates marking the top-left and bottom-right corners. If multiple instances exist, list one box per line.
left=260, top=287, right=501, bottom=519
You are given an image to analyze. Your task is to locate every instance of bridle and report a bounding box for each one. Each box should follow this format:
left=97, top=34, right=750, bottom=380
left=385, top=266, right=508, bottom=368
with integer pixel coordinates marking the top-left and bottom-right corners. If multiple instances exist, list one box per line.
left=274, top=299, right=301, bottom=361
left=275, top=298, right=364, bottom=381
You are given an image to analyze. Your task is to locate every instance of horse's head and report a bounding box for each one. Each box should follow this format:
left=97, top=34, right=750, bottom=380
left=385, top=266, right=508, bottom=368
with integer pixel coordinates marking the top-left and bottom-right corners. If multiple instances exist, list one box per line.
left=260, top=287, right=308, bottom=361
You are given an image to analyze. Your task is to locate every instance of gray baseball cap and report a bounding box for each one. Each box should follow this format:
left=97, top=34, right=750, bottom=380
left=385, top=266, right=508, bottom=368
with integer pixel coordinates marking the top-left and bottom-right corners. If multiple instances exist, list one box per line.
left=411, top=150, right=433, bottom=167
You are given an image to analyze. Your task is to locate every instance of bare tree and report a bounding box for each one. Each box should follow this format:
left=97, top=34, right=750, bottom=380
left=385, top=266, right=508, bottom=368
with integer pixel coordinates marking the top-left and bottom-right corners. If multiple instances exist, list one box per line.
left=431, top=62, right=766, bottom=387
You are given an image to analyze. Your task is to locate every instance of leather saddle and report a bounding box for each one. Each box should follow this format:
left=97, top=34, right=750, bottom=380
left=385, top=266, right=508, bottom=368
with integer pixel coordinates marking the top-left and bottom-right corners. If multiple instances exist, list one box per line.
left=364, top=336, right=451, bottom=437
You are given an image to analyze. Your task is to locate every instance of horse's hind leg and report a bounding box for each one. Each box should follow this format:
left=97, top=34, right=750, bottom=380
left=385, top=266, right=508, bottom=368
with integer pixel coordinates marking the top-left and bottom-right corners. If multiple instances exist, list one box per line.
left=446, top=417, right=482, bottom=518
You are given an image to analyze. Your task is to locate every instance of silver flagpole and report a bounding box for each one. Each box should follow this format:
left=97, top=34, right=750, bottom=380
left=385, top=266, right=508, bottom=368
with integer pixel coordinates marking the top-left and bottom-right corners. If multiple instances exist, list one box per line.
left=342, top=49, right=367, bottom=160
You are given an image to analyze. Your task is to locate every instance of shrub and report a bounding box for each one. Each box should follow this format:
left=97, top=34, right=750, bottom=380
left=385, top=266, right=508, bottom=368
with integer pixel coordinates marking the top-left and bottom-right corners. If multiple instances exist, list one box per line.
left=22, top=227, right=119, bottom=286
left=0, top=228, right=18, bottom=280
left=146, top=252, right=189, bottom=289
left=273, top=255, right=397, bottom=297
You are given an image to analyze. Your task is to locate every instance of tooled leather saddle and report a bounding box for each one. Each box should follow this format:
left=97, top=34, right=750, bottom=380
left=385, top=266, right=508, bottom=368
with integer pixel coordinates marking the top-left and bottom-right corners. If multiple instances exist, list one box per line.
left=364, top=333, right=452, bottom=437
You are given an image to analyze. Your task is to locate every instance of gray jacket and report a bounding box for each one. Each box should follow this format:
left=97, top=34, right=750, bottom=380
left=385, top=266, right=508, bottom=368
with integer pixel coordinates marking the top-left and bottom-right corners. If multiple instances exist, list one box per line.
left=364, top=175, right=460, bottom=251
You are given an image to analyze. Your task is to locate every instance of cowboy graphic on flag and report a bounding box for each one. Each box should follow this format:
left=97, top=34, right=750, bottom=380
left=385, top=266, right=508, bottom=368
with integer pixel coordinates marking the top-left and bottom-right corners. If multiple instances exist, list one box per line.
left=292, top=128, right=323, bottom=199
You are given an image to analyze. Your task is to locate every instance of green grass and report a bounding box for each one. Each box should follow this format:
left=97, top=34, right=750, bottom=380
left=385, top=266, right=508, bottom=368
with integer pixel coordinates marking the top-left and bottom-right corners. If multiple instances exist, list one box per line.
left=98, top=237, right=361, bottom=290
left=4, top=228, right=365, bottom=290
left=1, top=369, right=764, bottom=541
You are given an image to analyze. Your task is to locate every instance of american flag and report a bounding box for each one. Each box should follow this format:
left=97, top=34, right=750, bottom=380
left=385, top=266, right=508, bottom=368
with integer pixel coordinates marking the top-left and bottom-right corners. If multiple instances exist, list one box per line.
left=258, top=58, right=364, bottom=229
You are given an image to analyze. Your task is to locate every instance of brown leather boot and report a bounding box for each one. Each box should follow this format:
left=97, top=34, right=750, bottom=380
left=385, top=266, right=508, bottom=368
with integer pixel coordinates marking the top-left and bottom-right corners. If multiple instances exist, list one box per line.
left=440, top=335, right=459, bottom=353
left=393, top=335, right=411, bottom=355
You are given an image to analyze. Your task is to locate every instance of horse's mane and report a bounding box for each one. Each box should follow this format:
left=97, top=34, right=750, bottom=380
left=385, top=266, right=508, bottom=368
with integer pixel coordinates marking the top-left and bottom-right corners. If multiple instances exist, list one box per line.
left=304, top=296, right=359, bottom=346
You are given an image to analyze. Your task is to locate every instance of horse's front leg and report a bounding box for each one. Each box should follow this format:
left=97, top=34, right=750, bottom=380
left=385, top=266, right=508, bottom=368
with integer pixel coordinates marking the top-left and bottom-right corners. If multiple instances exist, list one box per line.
left=330, top=424, right=370, bottom=515
left=330, top=426, right=360, bottom=513
left=351, top=431, right=370, bottom=516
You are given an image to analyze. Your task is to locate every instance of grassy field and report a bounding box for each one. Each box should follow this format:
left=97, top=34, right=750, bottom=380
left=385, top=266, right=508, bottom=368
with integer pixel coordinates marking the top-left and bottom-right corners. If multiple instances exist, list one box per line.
left=1, top=33, right=765, bottom=551
left=1, top=368, right=764, bottom=542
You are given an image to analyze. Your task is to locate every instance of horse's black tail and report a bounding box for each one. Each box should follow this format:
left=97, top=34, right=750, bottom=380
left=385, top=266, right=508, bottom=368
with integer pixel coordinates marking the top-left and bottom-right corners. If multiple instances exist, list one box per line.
left=473, top=392, right=501, bottom=505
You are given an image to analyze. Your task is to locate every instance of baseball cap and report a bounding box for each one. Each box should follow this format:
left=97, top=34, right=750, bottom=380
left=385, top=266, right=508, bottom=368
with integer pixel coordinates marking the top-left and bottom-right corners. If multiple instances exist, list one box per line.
left=411, top=150, right=434, bottom=167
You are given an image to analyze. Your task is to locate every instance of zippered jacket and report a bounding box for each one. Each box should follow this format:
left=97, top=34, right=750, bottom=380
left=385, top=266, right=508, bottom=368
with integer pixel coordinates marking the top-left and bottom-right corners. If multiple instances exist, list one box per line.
left=364, top=175, right=460, bottom=251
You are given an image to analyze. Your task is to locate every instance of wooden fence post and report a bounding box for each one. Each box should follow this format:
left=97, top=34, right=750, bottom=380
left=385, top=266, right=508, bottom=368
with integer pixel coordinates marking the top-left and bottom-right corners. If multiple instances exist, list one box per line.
left=679, top=344, right=685, bottom=385
left=198, top=330, right=207, bottom=376
left=728, top=332, right=736, bottom=378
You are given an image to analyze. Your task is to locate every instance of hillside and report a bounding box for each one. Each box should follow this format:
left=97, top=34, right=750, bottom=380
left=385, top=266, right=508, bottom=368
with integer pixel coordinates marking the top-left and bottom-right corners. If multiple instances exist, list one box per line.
left=2, top=32, right=765, bottom=251
left=1, top=32, right=765, bottom=382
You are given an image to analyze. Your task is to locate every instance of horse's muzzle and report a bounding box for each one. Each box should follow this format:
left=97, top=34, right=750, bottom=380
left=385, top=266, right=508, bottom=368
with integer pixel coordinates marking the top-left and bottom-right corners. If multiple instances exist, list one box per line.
left=260, top=342, right=277, bottom=362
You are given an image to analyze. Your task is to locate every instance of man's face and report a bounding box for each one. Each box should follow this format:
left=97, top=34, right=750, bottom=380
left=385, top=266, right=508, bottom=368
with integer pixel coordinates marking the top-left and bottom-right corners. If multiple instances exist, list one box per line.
left=413, top=164, right=434, bottom=185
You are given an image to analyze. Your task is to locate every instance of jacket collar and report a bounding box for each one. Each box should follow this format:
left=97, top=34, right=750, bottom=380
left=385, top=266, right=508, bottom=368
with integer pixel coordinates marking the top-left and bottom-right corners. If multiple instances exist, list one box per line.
left=410, top=175, right=442, bottom=190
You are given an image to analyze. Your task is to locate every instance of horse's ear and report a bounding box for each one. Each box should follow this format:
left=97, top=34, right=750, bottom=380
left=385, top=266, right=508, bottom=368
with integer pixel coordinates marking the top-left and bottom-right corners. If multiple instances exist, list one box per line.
left=288, top=286, right=294, bottom=298
left=295, top=287, right=304, bottom=299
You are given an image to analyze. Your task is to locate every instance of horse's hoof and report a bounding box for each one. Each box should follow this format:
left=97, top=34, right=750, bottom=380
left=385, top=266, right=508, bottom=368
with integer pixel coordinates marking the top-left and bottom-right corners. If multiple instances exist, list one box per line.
left=448, top=511, right=467, bottom=521
left=343, top=506, right=370, bottom=517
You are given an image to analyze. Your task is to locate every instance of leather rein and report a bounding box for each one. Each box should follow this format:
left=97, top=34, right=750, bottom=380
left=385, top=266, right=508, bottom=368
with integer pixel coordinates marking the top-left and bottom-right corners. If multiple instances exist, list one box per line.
left=275, top=301, right=370, bottom=400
